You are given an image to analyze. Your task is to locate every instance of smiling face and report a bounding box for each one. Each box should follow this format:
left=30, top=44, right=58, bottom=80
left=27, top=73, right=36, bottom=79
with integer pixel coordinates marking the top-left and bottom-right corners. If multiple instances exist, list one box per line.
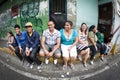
left=26, top=26, right=33, bottom=33
left=81, top=24, right=87, bottom=32
left=15, top=28, right=20, bottom=35
left=64, top=22, right=72, bottom=31
left=47, top=21, right=55, bottom=31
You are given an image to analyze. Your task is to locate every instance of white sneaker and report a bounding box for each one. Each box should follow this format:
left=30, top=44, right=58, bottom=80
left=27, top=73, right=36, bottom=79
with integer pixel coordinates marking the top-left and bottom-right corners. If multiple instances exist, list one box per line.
left=29, top=63, right=34, bottom=69
left=90, top=60, right=94, bottom=65
left=54, top=59, right=57, bottom=65
left=45, top=58, right=49, bottom=64
left=37, top=65, right=41, bottom=70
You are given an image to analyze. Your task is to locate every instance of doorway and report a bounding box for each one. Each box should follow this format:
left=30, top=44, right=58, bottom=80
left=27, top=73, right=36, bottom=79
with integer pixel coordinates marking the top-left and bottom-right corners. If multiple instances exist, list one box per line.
left=98, top=2, right=113, bottom=38
left=49, top=0, right=67, bottom=30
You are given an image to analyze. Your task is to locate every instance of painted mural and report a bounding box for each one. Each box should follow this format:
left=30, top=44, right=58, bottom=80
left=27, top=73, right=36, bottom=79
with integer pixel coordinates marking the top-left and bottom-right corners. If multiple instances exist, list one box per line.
left=0, top=9, right=12, bottom=38
left=0, top=0, right=48, bottom=38
left=67, top=0, right=76, bottom=27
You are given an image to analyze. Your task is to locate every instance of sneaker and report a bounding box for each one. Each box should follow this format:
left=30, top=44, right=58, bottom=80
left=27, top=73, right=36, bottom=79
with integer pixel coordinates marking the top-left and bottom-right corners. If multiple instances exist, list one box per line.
left=45, top=58, right=49, bottom=64
left=54, top=59, right=57, bottom=65
left=90, top=60, right=94, bottom=65
left=29, top=63, right=34, bottom=69
left=37, top=65, right=41, bottom=70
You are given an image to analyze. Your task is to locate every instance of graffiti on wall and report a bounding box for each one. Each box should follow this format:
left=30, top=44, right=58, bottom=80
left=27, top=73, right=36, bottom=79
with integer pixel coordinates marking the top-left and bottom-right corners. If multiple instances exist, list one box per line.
left=0, top=0, right=48, bottom=38
left=0, top=9, right=12, bottom=38
left=20, top=0, right=48, bottom=34
left=20, top=1, right=42, bottom=29
left=67, top=0, right=76, bottom=16
left=67, top=0, right=76, bottom=27
left=38, top=0, right=48, bottom=16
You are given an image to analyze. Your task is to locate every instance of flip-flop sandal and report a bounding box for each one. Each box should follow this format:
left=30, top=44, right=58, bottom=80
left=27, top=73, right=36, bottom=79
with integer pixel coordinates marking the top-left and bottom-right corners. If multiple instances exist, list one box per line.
left=63, top=65, right=67, bottom=70
left=70, top=64, right=75, bottom=70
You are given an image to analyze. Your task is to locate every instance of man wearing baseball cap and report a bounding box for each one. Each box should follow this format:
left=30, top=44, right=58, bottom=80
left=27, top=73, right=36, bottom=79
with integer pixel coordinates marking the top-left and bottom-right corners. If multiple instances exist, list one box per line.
left=23, top=22, right=42, bottom=69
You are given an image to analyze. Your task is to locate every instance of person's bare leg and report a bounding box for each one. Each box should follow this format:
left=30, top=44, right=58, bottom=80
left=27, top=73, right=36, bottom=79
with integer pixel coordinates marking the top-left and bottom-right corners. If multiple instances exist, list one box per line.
left=55, top=54, right=61, bottom=59
left=63, top=57, right=69, bottom=70
left=100, top=54, right=104, bottom=61
left=9, top=46, right=15, bottom=52
left=70, top=57, right=76, bottom=69
left=39, top=52, right=45, bottom=57
left=78, top=50, right=85, bottom=61
left=53, top=53, right=61, bottom=65
left=83, top=48, right=90, bottom=63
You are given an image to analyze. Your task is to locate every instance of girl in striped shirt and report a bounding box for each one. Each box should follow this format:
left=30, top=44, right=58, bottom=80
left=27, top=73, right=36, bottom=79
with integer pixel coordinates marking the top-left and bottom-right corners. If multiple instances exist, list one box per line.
left=77, top=23, right=90, bottom=67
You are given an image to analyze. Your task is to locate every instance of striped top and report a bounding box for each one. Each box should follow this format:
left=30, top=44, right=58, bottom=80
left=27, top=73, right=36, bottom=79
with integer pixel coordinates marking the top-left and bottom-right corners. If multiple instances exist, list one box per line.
left=79, top=31, right=87, bottom=44
left=77, top=31, right=88, bottom=50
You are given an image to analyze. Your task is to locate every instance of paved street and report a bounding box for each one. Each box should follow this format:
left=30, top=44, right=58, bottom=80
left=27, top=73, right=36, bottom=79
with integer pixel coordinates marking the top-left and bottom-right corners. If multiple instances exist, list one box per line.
left=83, top=60, right=120, bottom=80
left=0, top=62, right=34, bottom=80
left=0, top=56, right=120, bottom=80
left=0, top=39, right=120, bottom=80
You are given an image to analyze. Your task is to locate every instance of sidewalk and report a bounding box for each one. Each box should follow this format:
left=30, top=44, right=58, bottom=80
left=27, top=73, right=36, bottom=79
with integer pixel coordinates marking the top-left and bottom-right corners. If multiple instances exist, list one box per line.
left=0, top=40, right=120, bottom=80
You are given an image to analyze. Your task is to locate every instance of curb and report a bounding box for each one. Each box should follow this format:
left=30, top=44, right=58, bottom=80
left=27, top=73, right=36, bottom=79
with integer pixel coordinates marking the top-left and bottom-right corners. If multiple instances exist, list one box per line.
left=0, top=50, right=120, bottom=80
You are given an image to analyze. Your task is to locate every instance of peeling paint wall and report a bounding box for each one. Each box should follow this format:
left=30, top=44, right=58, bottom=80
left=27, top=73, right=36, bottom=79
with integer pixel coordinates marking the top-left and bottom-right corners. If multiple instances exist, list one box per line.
left=111, top=0, right=120, bottom=45
left=67, top=0, right=76, bottom=27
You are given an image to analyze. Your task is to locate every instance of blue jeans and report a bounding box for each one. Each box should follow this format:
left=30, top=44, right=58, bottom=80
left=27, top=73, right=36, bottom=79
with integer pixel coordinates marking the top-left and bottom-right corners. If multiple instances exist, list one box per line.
left=89, top=43, right=100, bottom=60
left=103, top=43, right=110, bottom=55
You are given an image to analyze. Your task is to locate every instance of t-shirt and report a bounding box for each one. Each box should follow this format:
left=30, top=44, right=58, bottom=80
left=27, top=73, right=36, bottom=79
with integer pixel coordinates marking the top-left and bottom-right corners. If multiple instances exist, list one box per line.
left=60, top=29, right=78, bottom=45
left=43, top=29, right=60, bottom=45
left=88, top=31, right=98, bottom=46
left=96, top=32, right=104, bottom=44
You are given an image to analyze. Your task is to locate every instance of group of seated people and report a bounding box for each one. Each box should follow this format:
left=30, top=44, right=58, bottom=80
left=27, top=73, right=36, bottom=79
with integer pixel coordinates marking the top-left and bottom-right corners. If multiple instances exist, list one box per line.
left=7, top=20, right=111, bottom=70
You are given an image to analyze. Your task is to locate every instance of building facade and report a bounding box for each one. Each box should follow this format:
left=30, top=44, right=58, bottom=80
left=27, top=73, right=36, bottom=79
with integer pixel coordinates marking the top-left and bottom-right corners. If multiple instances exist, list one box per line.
left=0, top=0, right=120, bottom=46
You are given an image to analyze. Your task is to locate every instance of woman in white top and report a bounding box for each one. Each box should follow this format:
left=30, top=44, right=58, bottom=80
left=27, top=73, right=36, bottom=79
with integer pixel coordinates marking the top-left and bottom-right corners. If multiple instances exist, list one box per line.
left=77, top=23, right=90, bottom=67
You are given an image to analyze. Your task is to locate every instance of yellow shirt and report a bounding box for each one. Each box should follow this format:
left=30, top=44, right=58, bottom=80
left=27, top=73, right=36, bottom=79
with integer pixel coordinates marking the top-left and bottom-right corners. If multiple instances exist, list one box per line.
left=29, top=32, right=33, bottom=36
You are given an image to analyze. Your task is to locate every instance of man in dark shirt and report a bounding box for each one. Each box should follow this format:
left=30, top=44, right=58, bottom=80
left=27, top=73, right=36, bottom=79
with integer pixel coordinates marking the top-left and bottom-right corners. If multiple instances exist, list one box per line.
left=23, top=22, right=42, bottom=70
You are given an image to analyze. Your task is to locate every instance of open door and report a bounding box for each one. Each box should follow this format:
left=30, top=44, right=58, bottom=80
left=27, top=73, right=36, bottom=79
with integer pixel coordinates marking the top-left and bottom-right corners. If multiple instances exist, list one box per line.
left=49, top=0, right=67, bottom=30
left=98, top=2, right=113, bottom=38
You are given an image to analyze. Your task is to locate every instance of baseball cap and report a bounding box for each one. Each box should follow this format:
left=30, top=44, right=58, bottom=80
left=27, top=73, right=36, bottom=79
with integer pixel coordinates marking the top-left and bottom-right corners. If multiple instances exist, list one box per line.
left=25, top=22, right=33, bottom=28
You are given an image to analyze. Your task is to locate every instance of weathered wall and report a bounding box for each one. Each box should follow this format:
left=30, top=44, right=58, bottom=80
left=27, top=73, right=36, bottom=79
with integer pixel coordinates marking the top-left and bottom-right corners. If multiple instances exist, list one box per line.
left=0, top=0, right=49, bottom=38
left=0, top=0, right=78, bottom=38
left=111, top=0, right=120, bottom=45
left=67, top=0, right=77, bottom=27
left=76, top=0, right=98, bottom=29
